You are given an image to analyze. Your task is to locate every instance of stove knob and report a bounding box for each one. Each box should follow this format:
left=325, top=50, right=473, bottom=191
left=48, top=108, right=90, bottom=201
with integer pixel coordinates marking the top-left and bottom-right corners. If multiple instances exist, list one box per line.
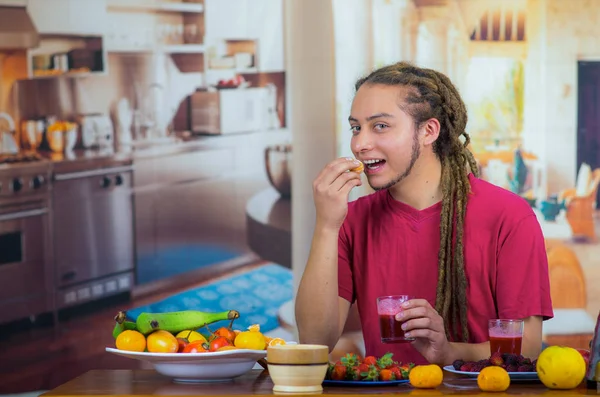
left=100, top=176, right=111, bottom=188
left=115, top=175, right=123, bottom=186
left=12, top=178, right=23, bottom=193
left=32, top=175, right=45, bottom=189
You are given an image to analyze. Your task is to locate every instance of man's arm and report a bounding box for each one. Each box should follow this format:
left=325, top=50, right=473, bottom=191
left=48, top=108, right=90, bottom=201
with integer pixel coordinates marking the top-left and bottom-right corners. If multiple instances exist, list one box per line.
left=295, top=225, right=352, bottom=350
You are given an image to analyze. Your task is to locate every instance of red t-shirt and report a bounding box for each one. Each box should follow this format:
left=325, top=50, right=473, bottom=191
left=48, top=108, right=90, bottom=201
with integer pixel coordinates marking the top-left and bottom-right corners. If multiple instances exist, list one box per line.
left=337, top=173, right=554, bottom=365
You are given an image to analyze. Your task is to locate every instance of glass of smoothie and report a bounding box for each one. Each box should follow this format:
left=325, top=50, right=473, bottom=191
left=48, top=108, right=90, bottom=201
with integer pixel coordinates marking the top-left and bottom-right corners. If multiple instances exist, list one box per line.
left=377, top=295, right=415, bottom=343
left=488, top=319, right=524, bottom=355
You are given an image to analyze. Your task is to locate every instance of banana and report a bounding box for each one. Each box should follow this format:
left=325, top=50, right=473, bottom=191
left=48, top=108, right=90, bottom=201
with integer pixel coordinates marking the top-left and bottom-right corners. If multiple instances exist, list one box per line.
left=112, top=311, right=138, bottom=339
left=135, top=309, right=240, bottom=335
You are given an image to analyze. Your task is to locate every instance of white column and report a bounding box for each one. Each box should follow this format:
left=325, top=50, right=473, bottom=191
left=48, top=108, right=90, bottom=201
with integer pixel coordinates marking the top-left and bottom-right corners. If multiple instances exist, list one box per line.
left=415, top=6, right=451, bottom=73
left=285, top=0, right=337, bottom=337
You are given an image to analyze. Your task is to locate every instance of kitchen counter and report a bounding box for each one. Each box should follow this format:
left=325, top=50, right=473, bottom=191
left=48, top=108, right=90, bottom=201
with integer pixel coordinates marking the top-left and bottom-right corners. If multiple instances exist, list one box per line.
left=27, top=128, right=291, bottom=173
left=40, top=149, right=133, bottom=175
left=40, top=369, right=597, bottom=397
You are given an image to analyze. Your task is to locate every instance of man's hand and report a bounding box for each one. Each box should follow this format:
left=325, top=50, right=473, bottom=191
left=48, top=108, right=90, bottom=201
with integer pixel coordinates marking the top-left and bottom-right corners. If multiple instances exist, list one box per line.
left=395, top=299, right=451, bottom=365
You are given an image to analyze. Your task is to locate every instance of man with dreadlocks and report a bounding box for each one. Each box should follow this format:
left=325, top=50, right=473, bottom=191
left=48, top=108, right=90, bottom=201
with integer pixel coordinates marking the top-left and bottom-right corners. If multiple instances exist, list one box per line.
left=295, top=61, right=553, bottom=366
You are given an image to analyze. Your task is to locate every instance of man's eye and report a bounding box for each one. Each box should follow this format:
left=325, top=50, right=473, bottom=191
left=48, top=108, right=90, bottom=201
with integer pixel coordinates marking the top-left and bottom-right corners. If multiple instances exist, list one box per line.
left=374, top=123, right=387, bottom=131
left=350, top=126, right=360, bottom=133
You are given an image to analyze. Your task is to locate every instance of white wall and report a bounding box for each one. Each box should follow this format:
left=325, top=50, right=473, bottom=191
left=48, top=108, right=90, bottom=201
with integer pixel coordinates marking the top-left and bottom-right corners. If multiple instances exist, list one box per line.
left=538, top=0, right=600, bottom=193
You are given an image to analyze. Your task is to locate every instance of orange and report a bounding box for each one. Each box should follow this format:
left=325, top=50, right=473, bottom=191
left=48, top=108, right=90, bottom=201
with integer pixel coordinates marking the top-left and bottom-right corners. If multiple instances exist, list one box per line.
left=536, top=346, right=586, bottom=389
left=477, top=366, right=510, bottom=392
left=216, top=346, right=238, bottom=351
left=268, top=338, right=286, bottom=347
left=115, top=330, right=146, bottom=352
left=146, top=330, right=179, bottom=353
left=408, top=364, right=443, bottom=388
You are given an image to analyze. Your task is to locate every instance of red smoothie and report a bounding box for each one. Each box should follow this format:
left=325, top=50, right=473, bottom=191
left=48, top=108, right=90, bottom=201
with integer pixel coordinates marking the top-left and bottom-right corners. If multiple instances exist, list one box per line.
left=489, top=335, right=522, bottom=355
left=379, top=313, right=414, bottom=343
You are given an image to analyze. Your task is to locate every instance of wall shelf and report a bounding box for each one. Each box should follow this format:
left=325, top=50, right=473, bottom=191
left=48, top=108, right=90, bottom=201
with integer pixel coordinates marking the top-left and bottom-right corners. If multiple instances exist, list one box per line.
left=162, top=44, right=205, bottom=53
left=107, top=1, right=204, bottom=14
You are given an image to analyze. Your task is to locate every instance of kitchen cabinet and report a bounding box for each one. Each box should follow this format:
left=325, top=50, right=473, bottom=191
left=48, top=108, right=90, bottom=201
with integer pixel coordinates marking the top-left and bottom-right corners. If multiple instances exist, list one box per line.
left=27, top=0, right=107, bottom=36
left=0, top=0, right=27, bottom=6
left=204, top=0, right=250, bottom=39
left=247, top=0, right=284, bottom=72
left=132, top=144, right=277, bottom=285
left=133, top=150, right=247, bottom=285
left=204, top=0, right=283, bottom=72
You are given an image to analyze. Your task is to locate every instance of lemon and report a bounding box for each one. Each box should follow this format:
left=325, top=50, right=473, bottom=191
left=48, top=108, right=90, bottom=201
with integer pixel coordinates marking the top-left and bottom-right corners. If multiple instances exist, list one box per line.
left=234, top=325, right=266, bottom=350
left=477, top=366, right=510, bottom=392
left=115, top=330, right=146, bottom=352
left=175, top=330, right=207, bottom=343
left=536, top=346, right=586, bottom=389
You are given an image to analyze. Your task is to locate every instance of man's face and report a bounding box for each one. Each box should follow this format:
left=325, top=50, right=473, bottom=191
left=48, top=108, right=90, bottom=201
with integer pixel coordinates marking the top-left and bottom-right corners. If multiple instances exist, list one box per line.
left=349, top=83, right=421, bottom=191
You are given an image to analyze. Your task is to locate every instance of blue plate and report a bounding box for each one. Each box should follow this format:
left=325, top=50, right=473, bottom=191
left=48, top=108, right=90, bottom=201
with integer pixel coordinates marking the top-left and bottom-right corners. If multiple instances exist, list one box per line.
left=323, top=379, right=410, bottom=386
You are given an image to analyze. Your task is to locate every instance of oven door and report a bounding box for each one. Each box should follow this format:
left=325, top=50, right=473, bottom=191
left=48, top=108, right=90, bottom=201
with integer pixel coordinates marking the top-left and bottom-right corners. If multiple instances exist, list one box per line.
left=0, top=207, right=52, bottom=324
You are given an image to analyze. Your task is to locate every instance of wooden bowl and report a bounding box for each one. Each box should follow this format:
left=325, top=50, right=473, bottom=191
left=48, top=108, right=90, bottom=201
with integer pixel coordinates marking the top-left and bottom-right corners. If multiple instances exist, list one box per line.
left=267, top=344, right=329, bottom=393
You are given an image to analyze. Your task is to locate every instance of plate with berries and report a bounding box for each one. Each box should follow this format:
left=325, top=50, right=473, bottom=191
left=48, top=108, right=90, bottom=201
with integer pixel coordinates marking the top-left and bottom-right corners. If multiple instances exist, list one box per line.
left=443, top=352, right=539, bottom=381
left=323, top=352, right=414, bottom=386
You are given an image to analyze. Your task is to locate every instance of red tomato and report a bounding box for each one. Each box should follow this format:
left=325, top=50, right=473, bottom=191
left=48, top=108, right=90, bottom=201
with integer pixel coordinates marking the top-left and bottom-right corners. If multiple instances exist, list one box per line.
left=182, top=340, right=209, bottom=353
left=214, top=327, right=236, bottom=343
left=209, top=336, right=232, bottom=352
left=177, top=338, right=189, bottom=353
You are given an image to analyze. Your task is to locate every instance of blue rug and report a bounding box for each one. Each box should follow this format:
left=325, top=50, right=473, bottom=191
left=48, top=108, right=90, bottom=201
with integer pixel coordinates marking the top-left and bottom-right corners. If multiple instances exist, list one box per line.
left=127, top=263, right=293, bottom=335
left=136, top=244, right=243, bottom=284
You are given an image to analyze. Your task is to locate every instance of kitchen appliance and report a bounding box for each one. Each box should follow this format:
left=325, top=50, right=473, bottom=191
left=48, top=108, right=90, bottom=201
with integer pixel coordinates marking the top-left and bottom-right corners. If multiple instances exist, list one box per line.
left=20, top=119, right=44, bottom=150
left=78, top=114, right=114, bottom=149
left=52, top=165, right=134, bottom=309
left=190, top=87, right=269, bottom=135
left=587, top=311, right=600, bottom=389
left=265, top=144, right=291, bottom=198
left=0, top=153, right=53, bottom=325
left=0, top=112, right=19, bottom=155
left=0, top=6, right=39, bottom=50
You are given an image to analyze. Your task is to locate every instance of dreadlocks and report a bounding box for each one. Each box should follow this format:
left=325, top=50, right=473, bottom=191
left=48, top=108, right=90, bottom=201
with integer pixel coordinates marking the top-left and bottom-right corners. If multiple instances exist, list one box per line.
left=355, top=62, right=480, bottom=342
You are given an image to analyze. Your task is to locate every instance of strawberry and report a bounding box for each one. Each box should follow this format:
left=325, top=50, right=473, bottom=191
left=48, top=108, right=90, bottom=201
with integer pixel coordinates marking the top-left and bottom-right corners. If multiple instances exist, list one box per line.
left=348, top=366, right=362, bottom=380
left=377, top=352, right=396, bottom=369
left=331, top=363, right=347, bottom=380
left=379, top=368, right=395, bottom=381
left=363, top=356, right=378, bottom=367
left=340, top=353, right=360, bottom=368
left=399, top=362, right=415, bottom=378
left=356, top=363, right=370, bottom=379
left=326, top=363, right=335, bottom=380
left=390, top=366, right=403, bottom=380
left=362, top=364, right=381, bottom=381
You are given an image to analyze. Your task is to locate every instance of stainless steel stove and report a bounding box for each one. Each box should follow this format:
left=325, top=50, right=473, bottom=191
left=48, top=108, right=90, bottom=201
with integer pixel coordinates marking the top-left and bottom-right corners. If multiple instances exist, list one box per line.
left=0, top=152, right=54, bottom=325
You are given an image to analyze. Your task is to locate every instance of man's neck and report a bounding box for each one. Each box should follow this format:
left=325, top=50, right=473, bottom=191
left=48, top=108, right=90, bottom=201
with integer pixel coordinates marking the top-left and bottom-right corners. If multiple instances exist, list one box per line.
left=388, top=154, right=443, bottom=211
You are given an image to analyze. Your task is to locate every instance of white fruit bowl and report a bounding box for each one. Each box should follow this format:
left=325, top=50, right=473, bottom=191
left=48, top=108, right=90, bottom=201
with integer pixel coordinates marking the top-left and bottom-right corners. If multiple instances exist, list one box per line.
left=105, top=347, right=267, bottom=383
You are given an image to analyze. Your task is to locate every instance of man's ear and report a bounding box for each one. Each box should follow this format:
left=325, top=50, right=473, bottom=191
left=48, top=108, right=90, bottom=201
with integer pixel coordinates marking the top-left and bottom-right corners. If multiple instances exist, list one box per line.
left=421, top=118, right=440, bottom=146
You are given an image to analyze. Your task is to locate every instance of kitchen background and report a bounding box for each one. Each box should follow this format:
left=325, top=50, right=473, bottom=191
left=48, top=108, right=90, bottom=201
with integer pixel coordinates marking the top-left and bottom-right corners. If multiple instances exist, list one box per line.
left=0, top=0, right=599, bottom=395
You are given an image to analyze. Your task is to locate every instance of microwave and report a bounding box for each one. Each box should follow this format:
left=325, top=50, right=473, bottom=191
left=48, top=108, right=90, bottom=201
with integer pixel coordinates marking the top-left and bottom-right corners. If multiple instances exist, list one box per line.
left=189, top=87, right=268, bottom=135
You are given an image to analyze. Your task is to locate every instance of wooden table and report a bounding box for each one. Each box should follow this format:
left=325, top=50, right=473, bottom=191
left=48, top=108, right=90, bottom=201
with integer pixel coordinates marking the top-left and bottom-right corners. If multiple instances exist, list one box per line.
left=41, top=369, right=598, bottom=397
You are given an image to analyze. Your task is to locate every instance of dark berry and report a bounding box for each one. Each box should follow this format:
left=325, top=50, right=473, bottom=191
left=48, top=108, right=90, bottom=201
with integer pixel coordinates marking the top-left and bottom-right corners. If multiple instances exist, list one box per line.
left=452, top=359, right=465, bottom=370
